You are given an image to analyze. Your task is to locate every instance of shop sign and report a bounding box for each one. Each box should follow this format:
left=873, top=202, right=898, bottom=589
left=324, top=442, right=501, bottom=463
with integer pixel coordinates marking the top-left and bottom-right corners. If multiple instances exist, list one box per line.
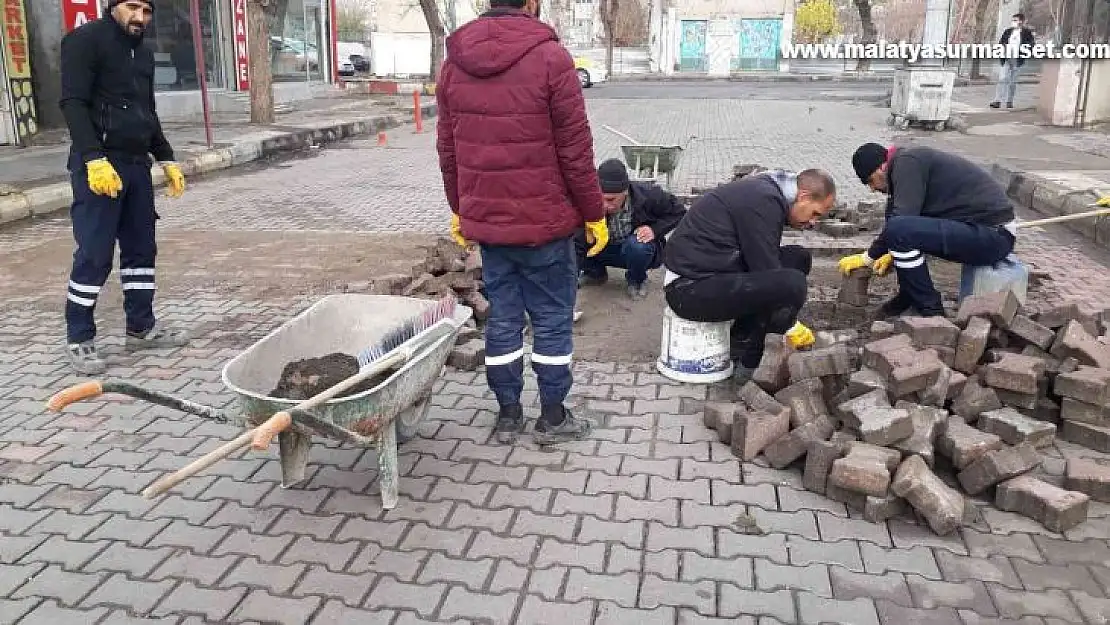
left=233, top=0, right=250, bottom=90
left=2, top=0, right=37, bottom=143
left=62, top=0, right=100, bottom=32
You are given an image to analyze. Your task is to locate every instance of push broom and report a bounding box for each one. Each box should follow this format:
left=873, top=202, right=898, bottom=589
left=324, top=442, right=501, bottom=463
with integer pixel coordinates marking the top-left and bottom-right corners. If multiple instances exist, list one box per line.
left=141, top=294, right=460, bottom=499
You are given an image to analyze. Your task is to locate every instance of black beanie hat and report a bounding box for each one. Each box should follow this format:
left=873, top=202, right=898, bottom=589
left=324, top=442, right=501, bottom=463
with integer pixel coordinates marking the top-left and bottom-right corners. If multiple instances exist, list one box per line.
left=852, top=142, right=888, bottom=184
left=106, top=0, right=154, bottom=10
left=597, top=159, right=630, bottom=193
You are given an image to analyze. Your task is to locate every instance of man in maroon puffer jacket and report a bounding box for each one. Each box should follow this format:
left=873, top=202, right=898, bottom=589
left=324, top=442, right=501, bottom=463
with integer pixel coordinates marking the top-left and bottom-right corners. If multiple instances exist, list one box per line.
left=435, top=0, right=608, bottom=445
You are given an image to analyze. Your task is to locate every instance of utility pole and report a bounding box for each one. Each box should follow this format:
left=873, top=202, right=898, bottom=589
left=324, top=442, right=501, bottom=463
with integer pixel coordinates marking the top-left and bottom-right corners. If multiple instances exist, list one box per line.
left=446, top=0, right=457, bottom=31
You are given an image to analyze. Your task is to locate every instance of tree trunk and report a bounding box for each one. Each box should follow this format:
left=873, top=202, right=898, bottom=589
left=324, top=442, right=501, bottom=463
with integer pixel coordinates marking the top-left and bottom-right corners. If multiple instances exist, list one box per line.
left=969, top=0, right=994, bottom=79
left=853, top=0, right=876, bottom=72
left=418, top=0, right=446, bottom=81
left=602, top=0, right=617, bottom=77
left=247, top=0, right=275, bottom=124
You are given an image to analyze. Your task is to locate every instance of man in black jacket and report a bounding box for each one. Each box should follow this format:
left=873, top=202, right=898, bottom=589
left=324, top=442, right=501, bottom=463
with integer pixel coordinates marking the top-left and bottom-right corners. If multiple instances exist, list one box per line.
left=662, top=169, right=835, bottom=381
left=841, top=143, right=1016, bottom=318
left=577, top=159, right=687, bottom=300
left=59, top=0, right=188, bottom=375
left=990, top=12, right=1036, bottom=109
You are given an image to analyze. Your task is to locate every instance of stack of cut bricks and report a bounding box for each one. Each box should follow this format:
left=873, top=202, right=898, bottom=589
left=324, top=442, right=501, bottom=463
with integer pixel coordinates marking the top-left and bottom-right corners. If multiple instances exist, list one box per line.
left=703, top=286, right=1110, bottom=536
left=817, top=200, right=886, bottom=238
left=366, top=237, right=486, bottom=369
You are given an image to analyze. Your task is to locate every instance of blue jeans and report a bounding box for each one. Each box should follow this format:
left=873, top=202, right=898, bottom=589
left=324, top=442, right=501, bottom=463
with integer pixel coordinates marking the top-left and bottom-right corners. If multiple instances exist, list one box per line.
left=884, top=216, right=1014, bottom=315
left=580, top=234, right=661, bottom=287
left=480, top=236, right=577, bottom=410
left=65, top=153, right=159, bottom=343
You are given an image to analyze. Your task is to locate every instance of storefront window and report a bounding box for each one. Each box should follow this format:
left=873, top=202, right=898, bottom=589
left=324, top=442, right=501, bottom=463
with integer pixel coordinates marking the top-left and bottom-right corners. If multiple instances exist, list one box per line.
left=143, top=0, right=226, bottom=91
left=268, top=0, right=327, bottom=82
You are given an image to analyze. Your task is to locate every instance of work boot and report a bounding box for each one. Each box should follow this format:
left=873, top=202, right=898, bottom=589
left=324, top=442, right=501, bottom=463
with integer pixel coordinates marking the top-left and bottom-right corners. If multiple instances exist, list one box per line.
left=533, top=405, right=592, bottom=445
left=65, top=341, right=107, bottom=376
left=627, top=283, right=647, bottom=301
left=494, top=403, right=525, bottom=444
left=125, top=321, right=189, bottom=351
left=875, top=292, right=913, bottom=319
left=989, top=101, right=1001, bottom=108
left=1005, top=102, right=1013, bottom=109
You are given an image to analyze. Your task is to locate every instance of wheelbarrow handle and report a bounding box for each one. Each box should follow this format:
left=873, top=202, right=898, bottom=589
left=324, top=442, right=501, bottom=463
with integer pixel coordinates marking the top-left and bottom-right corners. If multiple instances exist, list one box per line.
left=45, top=380, right=229, bottom=423
left=46, top=381, right=105, bottom=411
left=143, top=430, right=256, bottom=498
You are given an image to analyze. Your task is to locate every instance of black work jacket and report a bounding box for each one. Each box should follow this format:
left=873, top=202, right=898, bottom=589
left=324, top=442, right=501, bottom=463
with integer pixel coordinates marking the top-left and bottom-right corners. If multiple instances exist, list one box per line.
left=59, top=17, right=174, bottom=164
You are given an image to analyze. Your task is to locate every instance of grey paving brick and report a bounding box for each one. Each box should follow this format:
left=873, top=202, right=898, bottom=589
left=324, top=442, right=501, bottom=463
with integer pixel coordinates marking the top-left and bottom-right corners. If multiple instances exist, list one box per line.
left=719, top=530, right=789, bottom=565
left=310, top=599, right=395, bottom=624
left=86, top=516, right=171, bottom=547
left=719, top=586, right=796, bottom=622
left=888, top=519, right=968, bottom=556
left=646, top=522, right=713, bottom=555
left=80, top=572, right=175, bottom=614
left=552, top=491, right=614, bottom=519
left=516, top=595, right=596, bottom=625
left=29, top=486, right=107, bottom=513
left=986, top=584, right=1083, bottom=622
left=362, top=576, right=446, bottom=619
left=565, top=451, right=622, bottom=473
left=467, top=531, right=538, bottom=566
left=198, top=476, right=275, bottom=507
left=817, top=510, right=894, bottom=547
left=682, top=551, right=753, bottom=587
left=148, top=550, right=239, bottom=586
left=875, top=599, right=963, bottom=625
left=149, top=519, right=232, bottom=554
left=651, top=476, right=711, bottom=504
left=1033, top=535, right=1110, bottom=566
left=587, top=472, right=649, bottom=499
left=797, top=592, right=882, bottom=625
left=748, top=507, right=820, bottom=540
left=640, top=573, right=715, bottom=612
left=438, top=585, right=520, bottom=624
left=510, top=510, right=576, bottom=542
left=335, top=518, right=410, bottom=549
left=615, top=494, right=678, bottom=525
left=0, top=561, right=46, bottom=596
left=82, top=542, right=174, bottom=577
left=277, top=535, right=358, bottom=571
left=577, top=516, right=645, bottom=548
left=0, top=506, right=49, bottom=533
left=906, top=574, right=998, bottom=616
left=622, top=457, right=681, bottom=480
left=19, top=535, right=109, bottom=571
left=744, top=463, right=804, bottom=490
left=0, top=533, right=47, bottom=565
left=756, top=558, right=832, bottom=597
left=860, top=542, right=941, bottom=578
left=417, top=553, right=494, bottom=591
left=535, top=538, right=605, bottom=573
left=441, top=501, right=512, bottom=533
left=291, top=565, right=373, bottom=606
left=268, top=508, right=346, bottom=539
left=564, top=569, right=639, bottom=607
left=488, top=559, right=530, bottom=594
left=0, top=483, right=52, bottom=508
left=11, top=599, right=106, bottom=625
left=399, top=522, right=473, bottom=557
left=222, top=556, right=305, bottom=593
left=348, top=545, right=428, bottom=581
left=204, top=500, right=283, bottom=532
left=933, top=551, right=1021, bottom=589
left=831, top=567, right=912, bottom=606
left=231, top=588, right=321, bottom=625
left=961, top=528, right=1043, bottom=562
left=777, top=486, right=849, bottom=516
left=11, top=564, right=106, bottom=607
left=1071, top=590, right=1110, bottom=624
left=787, top=535, right=864, bottom=571
left=96, top=610, right=180, bottom=625
left=488, top=485, right=553, bottom=513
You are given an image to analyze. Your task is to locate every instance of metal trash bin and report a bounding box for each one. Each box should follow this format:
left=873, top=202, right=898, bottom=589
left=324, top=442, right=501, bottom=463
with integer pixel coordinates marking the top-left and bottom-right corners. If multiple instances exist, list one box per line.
left=888, top=66, right=956, bottom=131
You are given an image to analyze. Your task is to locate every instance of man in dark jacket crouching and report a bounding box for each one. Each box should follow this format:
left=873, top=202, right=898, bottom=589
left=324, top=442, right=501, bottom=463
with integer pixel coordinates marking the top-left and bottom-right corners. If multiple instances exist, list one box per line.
left=662, top=169, right=837, bottom=382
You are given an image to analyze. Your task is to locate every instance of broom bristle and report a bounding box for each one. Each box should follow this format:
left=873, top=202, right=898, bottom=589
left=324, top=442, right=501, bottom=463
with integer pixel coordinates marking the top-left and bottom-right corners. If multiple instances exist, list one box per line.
left=356, top=294, right=459, bottom=368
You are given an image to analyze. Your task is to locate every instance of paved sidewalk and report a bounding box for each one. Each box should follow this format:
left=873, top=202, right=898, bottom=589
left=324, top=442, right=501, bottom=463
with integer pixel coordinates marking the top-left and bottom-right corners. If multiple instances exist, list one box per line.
left=0, top=93, right=435, bottom=226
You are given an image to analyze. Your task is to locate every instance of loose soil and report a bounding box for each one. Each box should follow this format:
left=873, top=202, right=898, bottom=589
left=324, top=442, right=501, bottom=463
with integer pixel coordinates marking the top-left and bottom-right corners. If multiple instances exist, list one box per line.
left=270, top=352, right=394, bottom=400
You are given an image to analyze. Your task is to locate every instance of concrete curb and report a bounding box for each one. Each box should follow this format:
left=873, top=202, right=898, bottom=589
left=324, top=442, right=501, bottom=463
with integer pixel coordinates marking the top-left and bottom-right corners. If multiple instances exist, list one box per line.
left=0, top=103, right=438, bottom=227
left=991, top=162, right=1110, bottom=248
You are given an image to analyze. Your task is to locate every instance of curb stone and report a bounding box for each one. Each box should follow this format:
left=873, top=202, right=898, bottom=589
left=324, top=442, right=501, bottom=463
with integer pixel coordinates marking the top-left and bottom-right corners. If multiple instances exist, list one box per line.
left=0, top=103, right=437, bottom=227
left=991, top=162, right=1110, bottom=248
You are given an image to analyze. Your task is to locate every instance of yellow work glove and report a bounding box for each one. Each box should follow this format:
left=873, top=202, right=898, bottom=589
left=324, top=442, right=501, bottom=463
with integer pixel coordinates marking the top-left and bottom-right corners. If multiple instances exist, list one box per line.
left=784, top=321, right=815, bottom=350
left=449, top=213, right=469, bottom=247
left=584, top=219, right=609, bottom=257
left=1097, top=195, right=1110, bottom=208
left=872, top=253, right=894, bottom=276
left=837, top=252, right=873, bottom=276
left=161, top=162, right=186, bottom=198
left=86, top=158, right=123, bottom=198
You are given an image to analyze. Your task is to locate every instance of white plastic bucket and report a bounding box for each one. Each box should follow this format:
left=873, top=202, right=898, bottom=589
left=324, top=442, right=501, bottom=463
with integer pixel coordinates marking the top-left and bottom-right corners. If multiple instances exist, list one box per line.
left=959, top=254, right=1028, bottom=306
left=656, top=305, right=734, bottom=384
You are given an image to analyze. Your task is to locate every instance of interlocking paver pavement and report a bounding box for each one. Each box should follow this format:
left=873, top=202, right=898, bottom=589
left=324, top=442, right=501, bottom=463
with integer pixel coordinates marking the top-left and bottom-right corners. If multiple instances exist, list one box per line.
left=3, top=89, right=1110, bottom=624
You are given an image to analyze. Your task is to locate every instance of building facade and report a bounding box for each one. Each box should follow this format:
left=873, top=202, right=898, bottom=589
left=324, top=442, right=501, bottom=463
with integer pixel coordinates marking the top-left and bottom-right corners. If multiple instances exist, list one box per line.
left=1, top=0, right=342, bottom=145
left=652, top=0, right=795, bottom=74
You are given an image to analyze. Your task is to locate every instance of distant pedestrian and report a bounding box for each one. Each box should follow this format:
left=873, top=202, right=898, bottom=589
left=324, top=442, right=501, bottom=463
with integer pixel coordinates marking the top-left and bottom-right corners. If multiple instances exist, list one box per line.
left=576, top=159, right=688, bottom=300
left=990, top=13, right=1035, bottom=109
left=435, top=0, right=608, bottom=445
left=58, top=0, right=189, bottom=375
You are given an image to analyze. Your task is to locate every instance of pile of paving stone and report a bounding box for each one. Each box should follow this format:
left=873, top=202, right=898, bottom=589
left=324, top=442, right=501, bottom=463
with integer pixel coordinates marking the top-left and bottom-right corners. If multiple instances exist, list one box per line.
left=365, top=238, right=486, bottom=369
left=703, top=274, right=1110, bottom=536
left=815, top=200, right=886, bottom=237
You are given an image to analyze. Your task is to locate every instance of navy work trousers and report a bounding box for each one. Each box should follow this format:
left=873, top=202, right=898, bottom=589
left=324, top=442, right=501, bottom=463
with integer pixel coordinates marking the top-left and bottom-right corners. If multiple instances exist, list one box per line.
left=883, top=216, right=1015, bottom=315
left=480, top=236, right=577, bottom=410
left=578, top=234, right=661, bottom=287
left=664, top=245, right=812, bottom=369
left=65, top=153, right=159, bottom=344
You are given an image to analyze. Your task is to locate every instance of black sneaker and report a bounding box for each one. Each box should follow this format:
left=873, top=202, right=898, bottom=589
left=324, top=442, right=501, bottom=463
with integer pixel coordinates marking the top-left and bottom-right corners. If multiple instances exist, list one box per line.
left=533, top=406, right=592, bottom=445
left=495, top=404, right=525, bottom=444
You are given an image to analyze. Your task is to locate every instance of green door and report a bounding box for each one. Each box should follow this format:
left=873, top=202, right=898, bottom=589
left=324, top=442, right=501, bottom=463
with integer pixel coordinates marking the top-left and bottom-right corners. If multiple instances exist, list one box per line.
left=735, top=18, right=782, bottom=71
left=679, top=20, right=707, bottom=72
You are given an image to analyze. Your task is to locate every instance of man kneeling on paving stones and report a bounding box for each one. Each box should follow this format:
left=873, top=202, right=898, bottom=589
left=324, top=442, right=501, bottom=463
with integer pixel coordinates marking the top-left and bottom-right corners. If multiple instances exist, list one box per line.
left=661, top=169, right=836, bottom=382
left=575, top=159, right=687, bottom=300
left=840, top=143, right=1016, bottom=318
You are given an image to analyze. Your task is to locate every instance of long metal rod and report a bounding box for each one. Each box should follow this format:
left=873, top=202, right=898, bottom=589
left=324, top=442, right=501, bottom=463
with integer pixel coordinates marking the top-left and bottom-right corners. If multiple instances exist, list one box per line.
left=189, top=0, right=214, bottom=148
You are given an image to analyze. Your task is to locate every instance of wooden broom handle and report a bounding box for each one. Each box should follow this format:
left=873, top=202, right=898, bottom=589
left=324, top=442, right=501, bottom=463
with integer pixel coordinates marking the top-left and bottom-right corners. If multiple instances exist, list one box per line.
left=1016, top=207, right=1110, bottom=228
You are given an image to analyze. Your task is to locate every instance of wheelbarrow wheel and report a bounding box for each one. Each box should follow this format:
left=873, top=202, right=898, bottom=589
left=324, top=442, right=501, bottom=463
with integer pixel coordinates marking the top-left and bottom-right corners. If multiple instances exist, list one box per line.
left=395, top=397, right=431, bottom=443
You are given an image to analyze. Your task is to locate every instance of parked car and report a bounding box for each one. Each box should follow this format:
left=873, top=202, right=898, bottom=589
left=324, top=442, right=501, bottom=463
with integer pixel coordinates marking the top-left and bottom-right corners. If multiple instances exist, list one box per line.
left=573, top=57, right=607, bottom=88
left=338, top=59, right=355, bottom=77
left=349, top=54, right=370, bottom=72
